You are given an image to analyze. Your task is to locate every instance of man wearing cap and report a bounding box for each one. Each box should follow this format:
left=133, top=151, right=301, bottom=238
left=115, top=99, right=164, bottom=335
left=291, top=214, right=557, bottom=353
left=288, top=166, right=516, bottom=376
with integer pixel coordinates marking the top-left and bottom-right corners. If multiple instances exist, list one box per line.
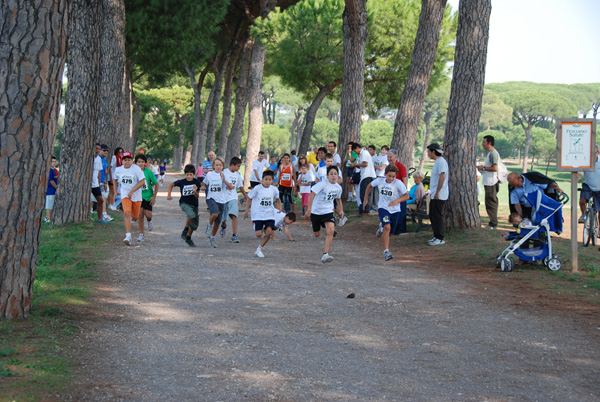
left=427, top=143, right=448, bottom=246
left=92, top=143, right=109, bottom=224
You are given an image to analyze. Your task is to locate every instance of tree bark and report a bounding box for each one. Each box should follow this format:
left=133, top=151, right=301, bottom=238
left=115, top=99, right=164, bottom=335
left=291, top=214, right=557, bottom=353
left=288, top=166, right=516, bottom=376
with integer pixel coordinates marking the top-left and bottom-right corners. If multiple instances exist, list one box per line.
left=217, top=47, right=241, bottom=159
left=522, top=125, right=533, bottom=173
left=338, top=0, right=368, bottom=158
left=391, top=0, right=447, bottom=169
left=97, top=0, right=129, bottom=152
left=418, top=111, right=433, bottom=172
left=444, top=0, right=491, bottom=229
left=226, top=38, right=253, bottom=163
left=53, top=0, right=103, bottom=226
left=131, top=88, right=141, bottom=150
left=173, top=115, right=184, bottom=170
left=0, top=0, right=67, bottom=319
left=298, top=83, right=341, bottom=156
left=206, top=53, right=229, bottom=155
left=187, top=64, right=209, bottom=165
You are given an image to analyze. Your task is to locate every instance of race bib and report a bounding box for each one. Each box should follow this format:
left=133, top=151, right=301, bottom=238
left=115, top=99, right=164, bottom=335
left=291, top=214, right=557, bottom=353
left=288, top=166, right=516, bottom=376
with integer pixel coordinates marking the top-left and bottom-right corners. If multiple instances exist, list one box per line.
left=209, top=180, right=222, bottom=193
left=324, top=190, right=338, bottom=201
left=300, top=177, right=309, bottom=184
left=282, top=173, right=291, bottom=181
left=141, top=182, right=148, bottom=190
left=230, top=177, right=237, bottom=187
left=182, top=184, right=195, bottom=196
left=380, top=185, right=394, bottom=200
left=259, top=197, right=273, bottom=207
left=120, top=175, right=134, bottom=185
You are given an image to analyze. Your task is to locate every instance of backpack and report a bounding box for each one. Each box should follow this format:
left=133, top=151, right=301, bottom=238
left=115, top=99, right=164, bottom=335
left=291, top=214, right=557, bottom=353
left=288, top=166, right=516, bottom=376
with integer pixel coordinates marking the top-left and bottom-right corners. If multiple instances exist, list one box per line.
left=497, top=160, right=508, bottom=183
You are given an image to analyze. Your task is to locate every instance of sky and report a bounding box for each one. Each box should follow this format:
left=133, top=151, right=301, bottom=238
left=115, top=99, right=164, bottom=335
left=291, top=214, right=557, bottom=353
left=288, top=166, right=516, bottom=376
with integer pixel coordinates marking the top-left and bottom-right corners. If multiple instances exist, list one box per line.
left=447, top=0, right=600, bottom=84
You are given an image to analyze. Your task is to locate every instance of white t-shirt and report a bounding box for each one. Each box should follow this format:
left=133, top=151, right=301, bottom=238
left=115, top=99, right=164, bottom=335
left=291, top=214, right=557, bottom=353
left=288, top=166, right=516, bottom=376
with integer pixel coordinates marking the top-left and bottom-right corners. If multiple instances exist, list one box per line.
left=110, top=155, right=117, bottom=180
left=316, top=165, right=342, bottom=182
left=114, top=164, right=146, bottom=202
left=584, top=155, right=600, bottom=191
left=482, top=149, right=500, bottom=186
left=430, top=157, right=449, bottom=201
left=248, top=184, right=280, bottom=221
left=250, top=159, right=270, bottom=182
left=373, top=155, right=389, bottom=178
left=151, top=164, right=160, bottom=176
left=371, top=177, right=408, bottom=213
left=274, top=210, right=287, bottom=229
left=223, top=168, right=244, bottom=202
left=298, top=172, right=315, bottom=194
left=92, top=155, right=103, bottom=188
left=333, top=153, right=342, bottom=167
left=358, top=149, right=376, bottom=180
left=205, top=171, right=228, bottom=203
left=310, top=180, right=342, bottom=215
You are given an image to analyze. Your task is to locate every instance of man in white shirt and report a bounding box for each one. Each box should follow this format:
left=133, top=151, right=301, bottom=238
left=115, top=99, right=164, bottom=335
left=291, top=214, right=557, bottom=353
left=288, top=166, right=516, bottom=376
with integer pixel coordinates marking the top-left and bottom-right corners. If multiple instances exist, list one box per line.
left=326, top=141, right=342, bottom=169
left=579, top=144, right=600, bottom=225
left=91, top=143, right=108, bottom=224
left=427, top=143, right=449, bottom=246
left=249, top=151, right=271, bottom=189
left=477, top=135, right=500, bottom=229
left=350, top=143, right=376, bottom=215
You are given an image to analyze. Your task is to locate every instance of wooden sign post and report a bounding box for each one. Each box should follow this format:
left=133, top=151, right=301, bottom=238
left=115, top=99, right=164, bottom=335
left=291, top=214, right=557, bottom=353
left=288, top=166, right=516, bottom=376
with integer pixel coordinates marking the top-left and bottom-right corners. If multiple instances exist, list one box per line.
left=556, top=118, right=597, bottom=272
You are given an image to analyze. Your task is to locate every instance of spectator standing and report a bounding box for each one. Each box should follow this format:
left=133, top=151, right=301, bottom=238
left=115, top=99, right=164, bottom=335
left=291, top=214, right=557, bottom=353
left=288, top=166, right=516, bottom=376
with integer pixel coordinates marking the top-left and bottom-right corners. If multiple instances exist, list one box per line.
left=44, top=156, right=58, bottom=223
left=350, top=143, right=376, bottom=215
left=92, top=143, right=109, bottom=224
left=108, top=147, right=123, bottom=211
left=427, top=143, right=448, bottom=246
left=326, top=141, right=342, bottom=169
left=249, top=151, right=271, bottom=189
left=477, top=135, right=500, bottom=229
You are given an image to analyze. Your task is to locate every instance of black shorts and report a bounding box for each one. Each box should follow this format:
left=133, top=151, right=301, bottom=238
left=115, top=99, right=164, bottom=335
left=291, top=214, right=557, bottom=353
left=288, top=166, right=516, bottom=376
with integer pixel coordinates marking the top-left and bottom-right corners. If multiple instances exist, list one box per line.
left=141, top=200, right=153, bottom=211
left=91, top=187, right=102, bottom=199
left=310, top=213, right=335, bottom=232
left=351, top=172, right=361, bottom=185
left=279, top=186, right=293, bottom=199
left=254, top=219, right=276, bottom=232
left=250, top=181, right=260, bottom=189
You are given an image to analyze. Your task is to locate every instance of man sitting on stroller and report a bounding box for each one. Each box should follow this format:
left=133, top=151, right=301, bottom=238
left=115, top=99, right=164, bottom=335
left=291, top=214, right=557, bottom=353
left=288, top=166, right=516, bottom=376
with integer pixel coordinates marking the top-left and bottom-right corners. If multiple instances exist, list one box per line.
left=508, top=172, right=563, bottom=219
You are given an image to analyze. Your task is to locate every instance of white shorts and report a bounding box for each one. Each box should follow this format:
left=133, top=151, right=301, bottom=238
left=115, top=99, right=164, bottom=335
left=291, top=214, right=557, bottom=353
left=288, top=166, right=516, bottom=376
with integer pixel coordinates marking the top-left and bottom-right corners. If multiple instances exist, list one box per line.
left=45, top=195, right=55, bottom=210
left=226, top=199, right=239, bottom=218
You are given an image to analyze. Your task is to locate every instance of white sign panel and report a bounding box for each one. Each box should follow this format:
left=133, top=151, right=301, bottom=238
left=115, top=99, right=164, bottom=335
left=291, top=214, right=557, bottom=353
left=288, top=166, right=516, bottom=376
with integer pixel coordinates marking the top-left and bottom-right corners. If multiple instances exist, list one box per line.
left=557, top=119, right=596, bottom=172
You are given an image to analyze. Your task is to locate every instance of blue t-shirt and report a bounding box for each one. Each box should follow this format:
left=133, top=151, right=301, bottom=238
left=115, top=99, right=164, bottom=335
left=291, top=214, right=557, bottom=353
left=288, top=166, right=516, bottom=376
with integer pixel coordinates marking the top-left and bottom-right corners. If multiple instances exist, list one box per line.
left=47, top=169, right=58, bottom=196
left=159, top=165, right=166, bottom=175
left=100, top=156, right=108, bottom=183
left=202, top=159, right=213, bottom=171
left=173, top=178, right=202, bottom=207
left=510, top=176, right=548, bottom=207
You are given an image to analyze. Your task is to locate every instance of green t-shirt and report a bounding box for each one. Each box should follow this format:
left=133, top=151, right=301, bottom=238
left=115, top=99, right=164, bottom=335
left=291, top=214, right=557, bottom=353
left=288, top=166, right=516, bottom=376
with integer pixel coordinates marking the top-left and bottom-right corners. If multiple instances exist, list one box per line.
left=346, top=151, right=358, bottom=167
left=142, top=167, right=158, bottom=201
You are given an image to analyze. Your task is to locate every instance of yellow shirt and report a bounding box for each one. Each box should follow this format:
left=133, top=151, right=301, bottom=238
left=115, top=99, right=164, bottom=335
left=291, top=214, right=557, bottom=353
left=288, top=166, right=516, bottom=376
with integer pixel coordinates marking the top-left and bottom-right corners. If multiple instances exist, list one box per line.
left=307, top=152, right=318, bottom=168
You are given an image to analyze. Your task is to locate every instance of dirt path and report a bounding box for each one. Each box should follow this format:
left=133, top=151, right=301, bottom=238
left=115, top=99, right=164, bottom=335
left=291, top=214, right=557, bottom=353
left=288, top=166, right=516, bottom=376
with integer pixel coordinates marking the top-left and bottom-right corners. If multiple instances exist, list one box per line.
left=66, top=172, right=600, bottom=401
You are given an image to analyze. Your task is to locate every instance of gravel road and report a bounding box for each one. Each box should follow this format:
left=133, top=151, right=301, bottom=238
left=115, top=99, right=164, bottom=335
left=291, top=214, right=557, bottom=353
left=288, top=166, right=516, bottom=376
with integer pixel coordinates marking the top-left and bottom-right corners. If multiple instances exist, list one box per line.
left=67, top=172, right=600, bottom=401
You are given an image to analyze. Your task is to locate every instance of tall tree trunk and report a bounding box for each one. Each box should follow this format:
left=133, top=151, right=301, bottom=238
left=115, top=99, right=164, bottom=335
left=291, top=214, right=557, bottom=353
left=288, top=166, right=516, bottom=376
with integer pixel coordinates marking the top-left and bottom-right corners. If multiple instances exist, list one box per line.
left=444, top=0, right=491, bottom=229
left=297, top=115, right=305, bottom=151
left=97, top=0, right=128, bottom=151
left=187, top=65, right=209, bottom=165
left=206, top=53, right=228, bottom=154
left=391, top=0, right=448, bottom=169
left=183, top=142, right=192, bottom=166
left=173, top=116, right=184, bottom=170
left=0, top=0, right=67, bottom=319
left=217, top=47, right=241, bottom=159
left=226, top=38, right=253, bottom=163
left=418, top=111, right=433, bottom=172
left=131, top=89, right=141, bottom=150
left=122, top=65, right=133, bottom=150
left=338, top=0, right=368, bottom=157
left=522, top=125, right=533, bottom=173
left=53, top=0, right=103, bottom=226
left=290, top=110, right=302, bottom=151
left=298, top=84, right=340, bottom=156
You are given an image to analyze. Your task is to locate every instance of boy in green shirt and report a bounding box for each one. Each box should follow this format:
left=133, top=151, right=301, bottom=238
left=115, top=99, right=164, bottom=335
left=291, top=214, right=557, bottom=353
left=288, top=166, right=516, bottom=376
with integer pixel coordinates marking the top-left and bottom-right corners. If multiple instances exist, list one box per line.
left=135, top=154, right=159, bottom=242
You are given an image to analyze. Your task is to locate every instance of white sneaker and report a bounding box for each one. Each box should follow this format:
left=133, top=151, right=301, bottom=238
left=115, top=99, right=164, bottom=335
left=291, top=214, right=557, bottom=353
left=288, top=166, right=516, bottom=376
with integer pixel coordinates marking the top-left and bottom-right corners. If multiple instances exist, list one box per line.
left=136, top=234, right=144, bottom=242
left=384, top=250, right=393, bottom=261
left=428, top=237, right=437, bottom=244
left=147, top=221, right=153, bottom=231
left=123, top=236, right=132, bottom=246
left=209, top=236, right=217, bottom=248
left=376, top=224, right=383, bottom=238
left=255, top=248, right=265, bottom=258
left=103, top=213, right=114, bottom=222
left=578, top=214, right=586, bottom=224
left=338, top=216, right=348, bottom=227
left=321, top=253, right=333, bottom=263
left=108, top=204, right=117, bottom=211
left=429, top=238, right=446, bottom=246
left=206, top=223, right=211, bottom=236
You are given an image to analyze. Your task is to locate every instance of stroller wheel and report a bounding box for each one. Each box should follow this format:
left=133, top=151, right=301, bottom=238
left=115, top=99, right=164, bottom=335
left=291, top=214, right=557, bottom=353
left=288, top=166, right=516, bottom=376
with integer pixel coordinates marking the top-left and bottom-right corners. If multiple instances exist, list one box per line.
left=500, top=258, right=513, bottom=272
left=547, top=258, right=562, bottom=271
left=495, top=255, right=502, bottom=269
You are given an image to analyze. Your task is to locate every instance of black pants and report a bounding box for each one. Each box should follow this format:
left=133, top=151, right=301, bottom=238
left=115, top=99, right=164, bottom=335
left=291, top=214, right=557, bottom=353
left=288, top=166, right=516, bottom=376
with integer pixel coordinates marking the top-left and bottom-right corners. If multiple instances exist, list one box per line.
left=429, top=199, right=446, bottom=240
left=359, top=177, right=374, bottom=214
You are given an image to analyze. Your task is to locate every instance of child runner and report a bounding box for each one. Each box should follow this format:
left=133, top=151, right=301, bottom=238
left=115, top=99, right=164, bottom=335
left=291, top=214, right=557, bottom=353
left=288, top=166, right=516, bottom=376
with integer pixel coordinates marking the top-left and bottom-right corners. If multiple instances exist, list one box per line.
left=305, top=166, right=345, bottom=263
left=159, top=161, right=166, bottom=186
left=363, top=164, right=409, bottom=261
left=135, top=154, right=158, bottom=241
left=277, top=153, right=296, bottom=213
left=273, top=211, right=297, bottom=241
left=151, top=159, right=160, bottom=182
left=202, top=158, right=234, bottom=248
left=244, top=170, right=281, bottom=258
left=167, top=164, right=202, bottom=247
left=297, top=163, right=314, bottom=217
left=316, top=153, right=347, bottom=226
left=114, top=152, right=146, bottom=245
left=222, top=157, right=248, bottom=243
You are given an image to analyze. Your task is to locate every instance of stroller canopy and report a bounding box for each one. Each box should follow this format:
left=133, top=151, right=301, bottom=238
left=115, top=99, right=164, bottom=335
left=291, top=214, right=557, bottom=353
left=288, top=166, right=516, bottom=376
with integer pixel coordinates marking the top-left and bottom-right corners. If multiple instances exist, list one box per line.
left=526, top=190, right=563, bottom=234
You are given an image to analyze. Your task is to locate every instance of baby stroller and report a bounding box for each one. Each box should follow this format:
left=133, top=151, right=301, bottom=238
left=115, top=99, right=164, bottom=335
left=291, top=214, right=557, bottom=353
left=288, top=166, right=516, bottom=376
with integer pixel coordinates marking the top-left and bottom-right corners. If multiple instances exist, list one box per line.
left=495, top=190, right=569, bottom=272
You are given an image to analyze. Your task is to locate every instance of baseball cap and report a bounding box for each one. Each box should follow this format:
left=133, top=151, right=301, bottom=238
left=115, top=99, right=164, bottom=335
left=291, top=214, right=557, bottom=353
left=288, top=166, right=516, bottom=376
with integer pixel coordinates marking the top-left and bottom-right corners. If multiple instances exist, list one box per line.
left=100, top=144, right=109, bottom=150
left=427, top=143, right=444, bottom=154
left=122, top=151, right=133, bottom=159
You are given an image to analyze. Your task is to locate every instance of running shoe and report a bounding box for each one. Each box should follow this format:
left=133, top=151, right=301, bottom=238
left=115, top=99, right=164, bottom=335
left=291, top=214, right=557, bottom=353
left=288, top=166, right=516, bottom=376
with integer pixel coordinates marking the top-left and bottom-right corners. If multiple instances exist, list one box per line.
left=103, top=214, right=114, bottom=222
left=136, top=234, right=144, bottom=242
left=338, top=216, right=348, bottom=227
left=255, top=248, right=265, bottom=258
left=220, top=223, right=227, bottom=238
left=44, top=218, right=50, bottom=223
left=429, top=238, right=446, bottom=246
left=147, top=221, right=153, bottom=231
left=231, top=234, right=240, bottom=243
left=578, top=214, right=586, bottom=224
left=181, top=229, right=188, bottom=240
left=97, top=219, right=109, bottom=224
left=108, top=204, right=117, bottom=211
left=428, top=237, right=437, bottom=244
left=209, top=236, right=217, bottom=248
left=185, top=237, right=196, bottom=247
left=384, top=250, right=393, bottom=261
left=123, top=236, right=132, bottom=246
left=205, top=223, right=211, bottom=236
left=321, top=253, right=333, bottom=263
left=376, top=224, right=383, bottom=238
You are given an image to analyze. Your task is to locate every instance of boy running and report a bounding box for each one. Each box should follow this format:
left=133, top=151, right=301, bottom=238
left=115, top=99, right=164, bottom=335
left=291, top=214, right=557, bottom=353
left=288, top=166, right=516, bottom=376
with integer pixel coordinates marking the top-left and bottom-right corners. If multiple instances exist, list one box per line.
left=201, top=158, right=234, bottom=248
left=273, top=211, right=297, bottom=241
left=222, top=157, right=248, bottom=243
left=363, top=164, right=409, bottom=261
left=167, top=164, right=202, bottom=247
left=159, top=162, right=166, bottom=186
left=114, top=152, right=146, bottom=245
left=244, top=170, right=282, bottom=258
left=135, top=154, right=159, bottom=241
left=305, top=166, right=345, bottom=263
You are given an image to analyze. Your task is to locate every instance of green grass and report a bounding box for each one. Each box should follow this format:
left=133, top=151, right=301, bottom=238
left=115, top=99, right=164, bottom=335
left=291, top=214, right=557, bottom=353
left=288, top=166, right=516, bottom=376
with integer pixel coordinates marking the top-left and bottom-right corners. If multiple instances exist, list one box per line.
left=0, top=220, right=121, bottom=401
